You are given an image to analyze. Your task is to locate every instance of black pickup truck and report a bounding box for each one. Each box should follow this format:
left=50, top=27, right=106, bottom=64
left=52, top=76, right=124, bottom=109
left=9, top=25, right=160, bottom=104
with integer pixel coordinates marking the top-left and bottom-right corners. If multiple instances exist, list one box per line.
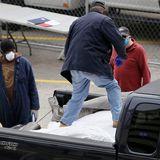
left=0, top=79, right=160, bottom=160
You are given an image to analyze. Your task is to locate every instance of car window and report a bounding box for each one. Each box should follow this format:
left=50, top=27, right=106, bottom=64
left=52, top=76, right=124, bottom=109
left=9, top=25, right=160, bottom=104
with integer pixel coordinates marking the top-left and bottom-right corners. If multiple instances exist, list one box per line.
left=127, top=103, right=160, bottom=154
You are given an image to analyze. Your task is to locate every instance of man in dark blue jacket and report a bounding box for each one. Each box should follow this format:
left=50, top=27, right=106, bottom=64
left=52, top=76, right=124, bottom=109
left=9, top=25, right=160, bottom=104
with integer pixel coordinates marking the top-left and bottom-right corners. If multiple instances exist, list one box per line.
left=0, top=39, right=40, bottom=127
left=60, top=0, right=127, bottom=128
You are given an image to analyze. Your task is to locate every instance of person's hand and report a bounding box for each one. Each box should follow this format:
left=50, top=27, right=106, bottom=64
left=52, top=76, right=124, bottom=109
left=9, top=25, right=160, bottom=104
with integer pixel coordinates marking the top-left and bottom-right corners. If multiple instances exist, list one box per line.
left=31, top=110, right=38, bottom=122
left=115, top=56, right=125, bottom=66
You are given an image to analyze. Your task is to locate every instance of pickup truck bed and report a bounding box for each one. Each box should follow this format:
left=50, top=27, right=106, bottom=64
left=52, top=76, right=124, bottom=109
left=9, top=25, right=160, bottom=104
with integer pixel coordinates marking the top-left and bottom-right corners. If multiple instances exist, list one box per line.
left=33, top=110, right=116, bottom=142
left=0, top=79, right=160, bottom=160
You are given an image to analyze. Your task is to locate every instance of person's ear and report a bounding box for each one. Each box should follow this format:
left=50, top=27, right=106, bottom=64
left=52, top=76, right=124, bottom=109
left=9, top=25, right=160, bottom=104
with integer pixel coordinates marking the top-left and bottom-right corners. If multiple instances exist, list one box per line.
left=103, top=8, right=108, bottom=15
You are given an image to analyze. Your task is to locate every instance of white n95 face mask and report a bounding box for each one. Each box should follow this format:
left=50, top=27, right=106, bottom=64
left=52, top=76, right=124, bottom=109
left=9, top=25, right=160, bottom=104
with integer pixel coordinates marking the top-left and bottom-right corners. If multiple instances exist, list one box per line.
left=5, top=51, right=15, bottom=61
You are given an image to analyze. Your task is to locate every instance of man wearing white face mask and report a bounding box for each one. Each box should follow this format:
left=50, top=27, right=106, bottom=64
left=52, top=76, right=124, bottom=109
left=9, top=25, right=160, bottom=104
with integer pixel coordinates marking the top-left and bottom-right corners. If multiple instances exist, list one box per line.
left=110, top=26, right=151, bottom=92
left=0, top=39, right=40, bottom=127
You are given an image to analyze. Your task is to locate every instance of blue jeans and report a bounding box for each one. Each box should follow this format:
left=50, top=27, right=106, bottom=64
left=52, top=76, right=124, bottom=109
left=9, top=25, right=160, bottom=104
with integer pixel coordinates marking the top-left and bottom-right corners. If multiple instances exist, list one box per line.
left=60, top=70, right=122, bottom=126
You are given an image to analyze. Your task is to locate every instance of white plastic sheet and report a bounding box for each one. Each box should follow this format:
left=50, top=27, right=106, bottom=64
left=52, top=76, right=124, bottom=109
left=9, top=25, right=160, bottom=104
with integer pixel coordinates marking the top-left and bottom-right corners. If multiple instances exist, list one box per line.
left=33, top=111, right=116, bottom=142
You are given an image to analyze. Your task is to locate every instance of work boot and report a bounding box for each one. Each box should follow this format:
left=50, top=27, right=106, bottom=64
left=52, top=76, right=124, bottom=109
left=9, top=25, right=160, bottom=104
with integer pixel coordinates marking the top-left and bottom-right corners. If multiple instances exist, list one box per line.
left=112, top=121, right=118, bottom=128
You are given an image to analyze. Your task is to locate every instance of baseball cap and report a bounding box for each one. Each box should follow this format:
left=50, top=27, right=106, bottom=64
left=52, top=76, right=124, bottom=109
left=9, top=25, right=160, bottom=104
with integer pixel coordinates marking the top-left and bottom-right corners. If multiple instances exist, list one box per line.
left=118, top=26, right=130, bottom=37
left=0, top=39, right=15, bottom=54
left=90, top=0, right=105, bottom=9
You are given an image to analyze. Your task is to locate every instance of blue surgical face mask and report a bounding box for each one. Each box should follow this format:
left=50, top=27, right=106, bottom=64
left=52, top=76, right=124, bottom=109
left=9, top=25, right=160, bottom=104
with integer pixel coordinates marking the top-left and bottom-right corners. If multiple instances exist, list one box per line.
left=124, top=37, right=129, bottom=46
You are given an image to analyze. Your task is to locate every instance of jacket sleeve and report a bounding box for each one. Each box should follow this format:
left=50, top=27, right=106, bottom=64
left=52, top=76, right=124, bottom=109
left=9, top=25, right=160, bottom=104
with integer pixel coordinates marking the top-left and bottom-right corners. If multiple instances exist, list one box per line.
left=137, top=46, right=151, bottom=86
left=101, top=17, right=127, bottom=59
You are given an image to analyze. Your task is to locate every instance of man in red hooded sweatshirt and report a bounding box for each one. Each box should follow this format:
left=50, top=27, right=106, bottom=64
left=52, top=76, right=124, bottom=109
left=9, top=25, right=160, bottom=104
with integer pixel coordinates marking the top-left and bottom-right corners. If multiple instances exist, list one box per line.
left=110, top=26, right=151, bottom=92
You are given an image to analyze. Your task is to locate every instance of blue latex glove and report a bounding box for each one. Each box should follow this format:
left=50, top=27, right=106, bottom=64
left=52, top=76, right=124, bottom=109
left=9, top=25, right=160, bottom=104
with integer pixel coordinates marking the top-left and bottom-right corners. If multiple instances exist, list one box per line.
left=115, top=56, right=124, bottom=66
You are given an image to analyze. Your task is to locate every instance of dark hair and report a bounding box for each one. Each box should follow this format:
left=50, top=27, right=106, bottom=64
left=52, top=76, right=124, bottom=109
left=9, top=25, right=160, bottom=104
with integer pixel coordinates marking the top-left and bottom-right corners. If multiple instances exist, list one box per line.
left=0, top=39, right=15, bottom=54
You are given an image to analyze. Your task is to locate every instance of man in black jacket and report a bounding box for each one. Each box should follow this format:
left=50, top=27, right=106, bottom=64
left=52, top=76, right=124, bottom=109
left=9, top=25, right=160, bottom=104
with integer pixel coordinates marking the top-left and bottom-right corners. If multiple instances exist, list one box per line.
left=60, top=0, right=126, bottom=128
